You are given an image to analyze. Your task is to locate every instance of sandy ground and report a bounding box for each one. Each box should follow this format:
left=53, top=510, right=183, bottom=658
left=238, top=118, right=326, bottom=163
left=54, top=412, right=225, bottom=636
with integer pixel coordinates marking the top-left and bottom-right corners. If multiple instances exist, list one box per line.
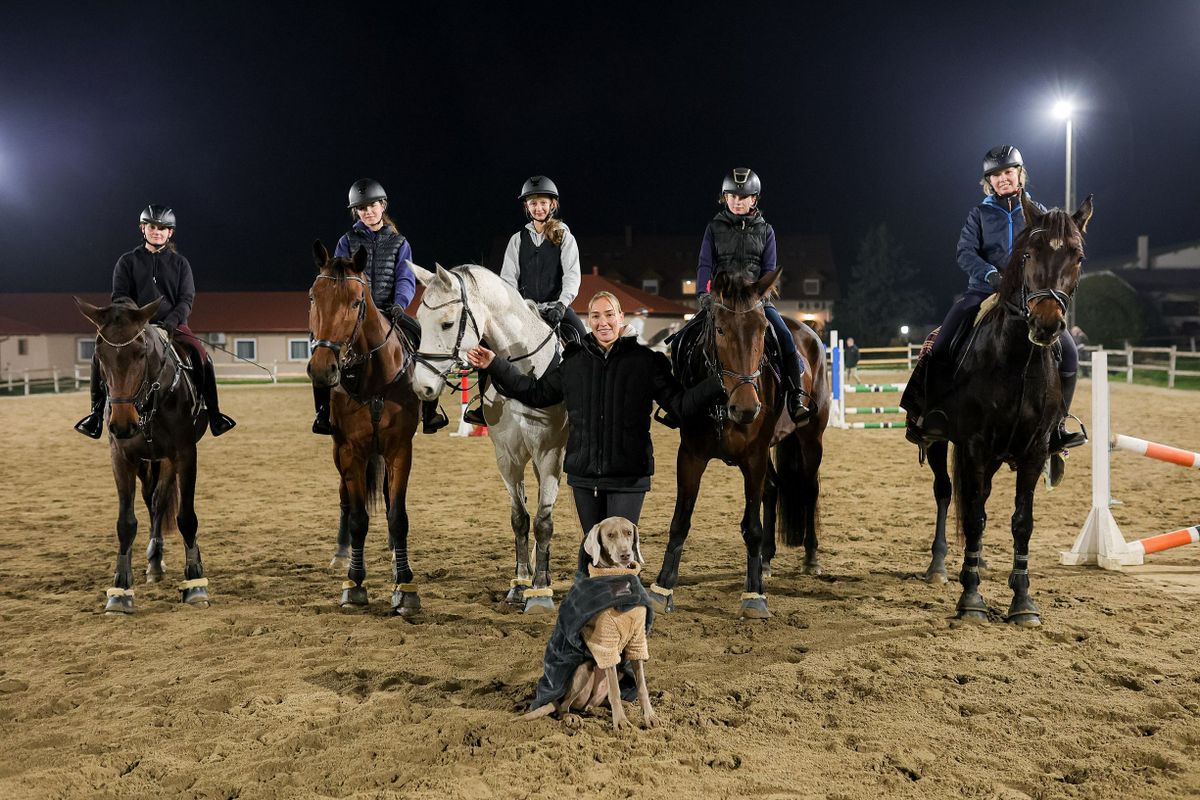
left=2, top=374, right=1200, bottom=800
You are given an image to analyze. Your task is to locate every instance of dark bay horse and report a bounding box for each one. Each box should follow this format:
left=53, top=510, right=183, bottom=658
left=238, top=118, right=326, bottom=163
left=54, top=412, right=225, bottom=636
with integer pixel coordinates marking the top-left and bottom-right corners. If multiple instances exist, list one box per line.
left=649, top=268, right=830, bottom=619
left=75, top=298, right=212, bottom=614
left=911, top=195, right=1093, bottom=627
left=308, top=241, right=421, bottom=615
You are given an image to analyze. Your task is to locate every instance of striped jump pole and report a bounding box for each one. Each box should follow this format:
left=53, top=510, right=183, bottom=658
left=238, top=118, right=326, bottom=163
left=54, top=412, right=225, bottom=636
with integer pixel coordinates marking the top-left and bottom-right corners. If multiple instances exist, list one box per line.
left=1062, top=350, right=1199, bottom=570
left=844, top=384, right=907, bottom=393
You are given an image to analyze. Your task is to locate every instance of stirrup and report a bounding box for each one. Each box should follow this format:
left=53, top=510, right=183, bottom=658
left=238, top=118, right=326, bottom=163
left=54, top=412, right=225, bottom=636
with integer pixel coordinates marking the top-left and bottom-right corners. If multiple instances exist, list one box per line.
left=915, top=409, right=950, bottom=443
left=462, top=405, right=486, bottom=427
left=74, top=411, right=104, bottom=439
left=1049, top=414, right=1088, bottom=451
left=787, top=391, right=812, bottom=424
left=422, top=404, right=449, bottom=434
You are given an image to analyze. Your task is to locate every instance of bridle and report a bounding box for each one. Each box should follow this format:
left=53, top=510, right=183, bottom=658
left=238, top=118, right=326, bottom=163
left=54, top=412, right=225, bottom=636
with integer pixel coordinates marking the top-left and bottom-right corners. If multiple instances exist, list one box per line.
left=310, top=273, right=404, bottom=374
left=1009, top=226, right=1076, bottom=322
left=413, top=268, right=558, bottom=390
left=97, top=325, right=181, bottom=444
left=706, top=294, right=768, bottom=412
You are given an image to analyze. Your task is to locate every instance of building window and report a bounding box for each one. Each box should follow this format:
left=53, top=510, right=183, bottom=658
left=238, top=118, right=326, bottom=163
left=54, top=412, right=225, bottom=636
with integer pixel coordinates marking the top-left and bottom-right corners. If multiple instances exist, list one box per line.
left=642, top=278, right=659, bottom=295
left=681, top=279, right=697, bottom=295
left=288, top=338, right=310, bottom=361
left=77, top=338, right=96, bottom=362
left=803, top=278, right=821, bottom=296
left=17, top=338, right=27, bottom=356
left=234, top=338, right=257, bottom=361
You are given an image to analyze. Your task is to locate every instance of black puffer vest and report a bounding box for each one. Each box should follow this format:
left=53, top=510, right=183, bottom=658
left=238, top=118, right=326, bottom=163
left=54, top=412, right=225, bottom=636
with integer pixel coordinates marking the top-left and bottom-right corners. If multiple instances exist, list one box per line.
left=710, top=209, right=770, bottom=276
left=518, top=229, right=563, bottom=303
left=343, top=224, right=406, bottom=309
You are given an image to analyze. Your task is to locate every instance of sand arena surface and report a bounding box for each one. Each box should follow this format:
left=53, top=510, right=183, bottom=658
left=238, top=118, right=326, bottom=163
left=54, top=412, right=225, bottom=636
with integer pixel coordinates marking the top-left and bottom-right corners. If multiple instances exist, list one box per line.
left=2, top=376, right=1200, bottom=799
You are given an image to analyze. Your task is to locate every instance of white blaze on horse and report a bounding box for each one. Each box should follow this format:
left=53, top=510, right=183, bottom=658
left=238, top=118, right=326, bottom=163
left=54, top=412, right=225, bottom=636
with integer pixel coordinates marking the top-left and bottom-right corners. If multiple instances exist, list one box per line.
left=409, top=263, right=568, bottom=613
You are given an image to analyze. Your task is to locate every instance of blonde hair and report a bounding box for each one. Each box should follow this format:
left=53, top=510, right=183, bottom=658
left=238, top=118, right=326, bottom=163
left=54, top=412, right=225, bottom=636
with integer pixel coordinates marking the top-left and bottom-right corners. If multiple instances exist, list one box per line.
left=588, top=291, right=623, bottom=316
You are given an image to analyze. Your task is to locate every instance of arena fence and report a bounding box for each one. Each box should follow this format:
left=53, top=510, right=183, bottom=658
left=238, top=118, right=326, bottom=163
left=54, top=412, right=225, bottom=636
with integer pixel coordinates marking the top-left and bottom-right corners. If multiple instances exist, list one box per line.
left=827, top=329, right=908, bottom=430
left=1061, top=349, right=1200, bottom=570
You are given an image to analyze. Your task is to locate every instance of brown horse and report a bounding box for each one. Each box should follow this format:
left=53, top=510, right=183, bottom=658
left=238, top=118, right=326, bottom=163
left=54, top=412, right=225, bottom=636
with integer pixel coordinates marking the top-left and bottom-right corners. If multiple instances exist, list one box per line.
left=307, top=241, right=422, bottom=615
left=649, top=268, right=830, bottom=619
left=75, top=298, right=212, bottom=614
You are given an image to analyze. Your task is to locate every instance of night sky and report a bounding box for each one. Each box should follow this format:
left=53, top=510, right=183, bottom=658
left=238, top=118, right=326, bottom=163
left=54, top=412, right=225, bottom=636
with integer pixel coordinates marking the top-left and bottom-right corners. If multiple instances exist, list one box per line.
left=3, top=2, right=1198, bottom=314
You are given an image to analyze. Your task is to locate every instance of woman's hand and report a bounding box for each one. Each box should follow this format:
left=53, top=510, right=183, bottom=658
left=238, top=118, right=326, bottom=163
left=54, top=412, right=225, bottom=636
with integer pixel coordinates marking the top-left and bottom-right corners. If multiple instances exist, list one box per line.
left=466, top=346, right=495, bottom=369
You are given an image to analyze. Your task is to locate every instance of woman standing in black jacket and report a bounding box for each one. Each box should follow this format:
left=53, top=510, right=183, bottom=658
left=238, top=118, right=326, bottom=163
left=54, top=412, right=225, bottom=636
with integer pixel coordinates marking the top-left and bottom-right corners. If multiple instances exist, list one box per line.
left=466, top=292, right=724, bottom=567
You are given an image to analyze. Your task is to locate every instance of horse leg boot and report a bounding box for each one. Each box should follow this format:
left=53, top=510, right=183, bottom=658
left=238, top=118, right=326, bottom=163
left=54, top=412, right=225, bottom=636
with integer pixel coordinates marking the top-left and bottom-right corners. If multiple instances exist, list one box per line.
left=312, top=385, right=333, bottom=435
left=200, top=361, right=236, bottom=436
left=179, top=545, right=210, bottom=607
left=74, top=356, right=107, bottom=439
left=649, top=546, right=682, bottom=613
left=105, top=553, right=136, bottom=614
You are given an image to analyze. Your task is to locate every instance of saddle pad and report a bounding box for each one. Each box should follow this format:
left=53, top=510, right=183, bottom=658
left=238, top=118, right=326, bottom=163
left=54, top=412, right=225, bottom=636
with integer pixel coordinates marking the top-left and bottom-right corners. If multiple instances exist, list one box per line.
left=974, top=293, right=1001, bottom=327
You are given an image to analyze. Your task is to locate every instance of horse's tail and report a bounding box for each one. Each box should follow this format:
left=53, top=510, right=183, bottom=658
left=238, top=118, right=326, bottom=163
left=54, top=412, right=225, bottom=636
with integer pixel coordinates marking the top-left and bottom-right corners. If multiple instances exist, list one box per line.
left=365, top=454, right=387, bottom=513
left=775, top=434, right=820, bottom=548
left=154, top=461, right=180, bottom=538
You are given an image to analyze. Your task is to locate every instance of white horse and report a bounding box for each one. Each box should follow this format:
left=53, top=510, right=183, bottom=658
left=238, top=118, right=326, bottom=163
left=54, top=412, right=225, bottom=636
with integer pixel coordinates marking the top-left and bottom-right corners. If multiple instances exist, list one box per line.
left=409, top=263, right=568, bottom=613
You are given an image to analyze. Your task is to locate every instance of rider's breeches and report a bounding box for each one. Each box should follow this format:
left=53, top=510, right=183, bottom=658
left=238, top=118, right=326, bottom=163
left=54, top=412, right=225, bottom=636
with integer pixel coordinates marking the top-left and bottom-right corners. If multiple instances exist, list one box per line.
left=930, top=289, right=991, bottom=362
left=764, top=305, right=804, bottom=373
left=562, top=307, right=587, bottom=339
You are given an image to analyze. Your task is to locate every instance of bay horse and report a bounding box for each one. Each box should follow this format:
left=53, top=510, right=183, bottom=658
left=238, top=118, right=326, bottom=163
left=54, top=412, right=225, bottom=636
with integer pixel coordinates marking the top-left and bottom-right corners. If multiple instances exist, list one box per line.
left=308, top=241, right=421, bottom=615
left=649, top=267, right=830, bottom=619
left=409, top=263, right=568, bottom=614
left=74, top=298, right=212, bottom=614
left=910, top=195, right=1093, bottom=626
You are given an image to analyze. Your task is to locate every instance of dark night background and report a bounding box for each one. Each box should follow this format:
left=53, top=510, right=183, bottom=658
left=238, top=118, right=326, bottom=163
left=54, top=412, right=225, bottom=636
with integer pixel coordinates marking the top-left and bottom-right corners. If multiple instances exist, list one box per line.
left=2, top=2, right=1197, bottom=318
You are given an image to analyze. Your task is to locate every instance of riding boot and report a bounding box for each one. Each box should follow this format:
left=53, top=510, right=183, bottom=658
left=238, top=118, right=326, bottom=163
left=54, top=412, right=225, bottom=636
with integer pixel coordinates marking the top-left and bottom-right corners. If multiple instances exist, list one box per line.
left=200, top=361, right=236, bottom=436
left=463, top=372, right=488, bottom=426
left=1049, top=371, right=1088, bottom=451
left=73, top=361, right=106, bottom=439
left=421, top=400, right=449, bottom=434
left=914, top=353, right=951, bottom=443
left=783, top=354, right=812, bottom=424
left=312, top=385, right=333, bottom=435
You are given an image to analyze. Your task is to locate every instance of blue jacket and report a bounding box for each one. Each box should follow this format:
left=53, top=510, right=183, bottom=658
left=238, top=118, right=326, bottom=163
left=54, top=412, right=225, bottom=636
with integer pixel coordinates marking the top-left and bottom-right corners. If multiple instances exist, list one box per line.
left=956, top=193, right=1046, bottom=293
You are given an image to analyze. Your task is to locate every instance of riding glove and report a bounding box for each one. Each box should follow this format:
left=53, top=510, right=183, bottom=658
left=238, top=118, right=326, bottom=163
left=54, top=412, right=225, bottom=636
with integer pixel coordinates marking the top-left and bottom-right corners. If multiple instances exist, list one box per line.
left=541, top=302, right=567, bottom=326
left=986, top=271, right=1002, bottom=291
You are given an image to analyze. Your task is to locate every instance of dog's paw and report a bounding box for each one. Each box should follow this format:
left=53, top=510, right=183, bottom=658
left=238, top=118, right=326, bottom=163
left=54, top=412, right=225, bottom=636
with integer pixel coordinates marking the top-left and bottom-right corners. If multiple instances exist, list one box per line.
left=641, top=710, right=660, bottom=729
left=563, top=713, right=584, bottom=732
left=611, top=711, right=632, bottom=732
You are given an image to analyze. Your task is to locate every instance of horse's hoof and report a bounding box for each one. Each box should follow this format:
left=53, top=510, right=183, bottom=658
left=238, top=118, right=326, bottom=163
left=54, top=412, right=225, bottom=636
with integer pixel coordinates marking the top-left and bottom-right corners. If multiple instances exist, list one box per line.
left=802, top=561, right=822, bottom=576
left=647, top=585, right=674, bottom=614
left=104, top=590, right=135, bottom=615
left=182, top=588, right=210, bottom=607
left=739, top=594, right=770, bottom=620
left=1006, top=598, right=1042, bottom=627
left=340, top=585, right=369, bottom=608
left=391, top=590, right=421, bottom=617
left=523, top=594, right=556, bottom=614
left=925, top=569, right=948, bottom=585
left=762, top=561, right=773, bottom=579
left=955, top=592, right=989, bottom=622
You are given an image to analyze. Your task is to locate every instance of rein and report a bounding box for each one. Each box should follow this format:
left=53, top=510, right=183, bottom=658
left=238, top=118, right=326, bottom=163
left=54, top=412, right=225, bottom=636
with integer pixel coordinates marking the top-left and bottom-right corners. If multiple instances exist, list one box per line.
left=706, top=295, right=768, bottom=412
left=311, top=273, right=410, bottom=389
left=100, top=326, right=183, bottom=445
left=1006, top=227, right=1074, bottom=322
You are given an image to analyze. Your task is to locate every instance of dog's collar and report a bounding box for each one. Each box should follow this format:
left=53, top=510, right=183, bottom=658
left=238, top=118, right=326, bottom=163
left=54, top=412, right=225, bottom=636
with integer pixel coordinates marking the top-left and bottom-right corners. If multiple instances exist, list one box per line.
left=587, top=563, right=642, bottom=578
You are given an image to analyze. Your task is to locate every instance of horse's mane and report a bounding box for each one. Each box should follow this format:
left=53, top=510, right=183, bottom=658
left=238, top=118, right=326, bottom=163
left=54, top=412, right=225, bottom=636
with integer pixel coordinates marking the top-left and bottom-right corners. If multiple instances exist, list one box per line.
left=447, top=264, right=543, bottom=320
left=712, top=268, right=761, bottom=307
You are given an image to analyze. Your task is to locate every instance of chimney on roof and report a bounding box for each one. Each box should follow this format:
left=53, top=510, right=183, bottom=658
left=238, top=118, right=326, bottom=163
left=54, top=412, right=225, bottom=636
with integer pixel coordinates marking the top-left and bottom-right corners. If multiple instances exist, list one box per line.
left=1137, top=235, right=1150, bottom=270
left=624, top=224, right=633, bottom=249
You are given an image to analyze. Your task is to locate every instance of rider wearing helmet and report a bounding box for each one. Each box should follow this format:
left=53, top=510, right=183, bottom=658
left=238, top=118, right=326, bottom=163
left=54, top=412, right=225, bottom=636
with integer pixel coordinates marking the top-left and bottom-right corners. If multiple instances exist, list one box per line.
left=906, top=146, right=1084, bottom=451
left=74, top=205, right=236, bottom=438
left=311, top=179, right=448, bottom=435
left=464, top=176, right=586, bottom=426
left=693, top=168, right=811, bottom=423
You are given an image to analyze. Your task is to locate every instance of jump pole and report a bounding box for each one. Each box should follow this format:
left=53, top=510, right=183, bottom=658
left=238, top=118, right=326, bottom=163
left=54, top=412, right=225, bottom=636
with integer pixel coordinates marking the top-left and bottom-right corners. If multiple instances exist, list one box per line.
left=1061, top=349, right=1198, bottom=569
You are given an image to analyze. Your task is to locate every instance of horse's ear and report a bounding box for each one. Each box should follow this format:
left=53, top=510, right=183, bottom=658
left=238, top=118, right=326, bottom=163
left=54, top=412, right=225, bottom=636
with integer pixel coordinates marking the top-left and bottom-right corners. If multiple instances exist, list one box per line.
left=582, top=524, right=603, bottom=566
left=74, top=297, right=104, bottom=328
left=756, top=266, right=782, bottom=298
left=1021, top=191, right=1043, bottom=228
left=349, top=246, right=368, bottom=275
left=1072, top=194, right=1094, bottom=234
left=313, top=240, right=330, bottom=269
left=435, top=263, right=455, bottom=287
left=409, top=260, right=435, bottom=286
left=136, top=299, right=161, bottom=324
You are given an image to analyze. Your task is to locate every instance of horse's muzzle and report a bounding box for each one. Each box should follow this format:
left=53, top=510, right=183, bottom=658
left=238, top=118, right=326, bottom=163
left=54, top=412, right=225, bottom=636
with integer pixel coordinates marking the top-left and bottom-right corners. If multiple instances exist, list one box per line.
left=307, top=359, right=339, bottom=388
left=727, top=401, right=762, bottom=425
left=109, top=421, right=139, bottom=439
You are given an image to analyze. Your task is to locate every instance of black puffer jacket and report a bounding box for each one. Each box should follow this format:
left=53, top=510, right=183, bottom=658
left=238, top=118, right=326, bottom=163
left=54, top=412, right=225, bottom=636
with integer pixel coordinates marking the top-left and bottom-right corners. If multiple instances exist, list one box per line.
left=486, top=332, right=725, bottom=491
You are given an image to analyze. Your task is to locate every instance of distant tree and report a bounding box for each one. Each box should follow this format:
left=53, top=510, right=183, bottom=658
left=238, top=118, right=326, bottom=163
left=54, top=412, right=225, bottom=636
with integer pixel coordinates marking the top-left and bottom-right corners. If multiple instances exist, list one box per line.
left=833, top=224, right=932, bottom=346
left=1074, top=272, right=1146, bottom=346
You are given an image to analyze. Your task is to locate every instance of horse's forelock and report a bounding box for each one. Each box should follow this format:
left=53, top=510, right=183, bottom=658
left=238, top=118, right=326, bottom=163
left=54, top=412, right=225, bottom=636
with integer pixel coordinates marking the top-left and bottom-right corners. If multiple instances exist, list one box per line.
left=712, top=269, right=758, bottom=306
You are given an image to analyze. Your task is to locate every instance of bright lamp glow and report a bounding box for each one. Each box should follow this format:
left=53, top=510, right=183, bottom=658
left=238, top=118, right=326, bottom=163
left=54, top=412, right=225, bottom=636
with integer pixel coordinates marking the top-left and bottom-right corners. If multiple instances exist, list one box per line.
left=1053, top=99, right=1074, bottom=120
left=900, top=325, right=910, bottom=335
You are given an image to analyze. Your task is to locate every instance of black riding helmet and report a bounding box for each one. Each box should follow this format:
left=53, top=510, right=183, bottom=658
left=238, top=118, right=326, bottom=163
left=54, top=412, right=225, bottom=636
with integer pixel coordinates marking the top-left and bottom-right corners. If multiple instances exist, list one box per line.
left=347, top=178, right=387, bottom=209
left=139, top=205, right=176, bottom=228
left=982, top=145, right=1023, bottom=178
left=519, top=175, right=559, bottom=201
left=721, top=168, right=761, bottom=198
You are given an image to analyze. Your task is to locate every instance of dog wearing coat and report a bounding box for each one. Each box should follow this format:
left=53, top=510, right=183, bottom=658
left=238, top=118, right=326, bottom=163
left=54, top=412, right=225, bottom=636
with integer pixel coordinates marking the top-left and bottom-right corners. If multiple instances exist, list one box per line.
left=521, top=516, right=658, bottom=730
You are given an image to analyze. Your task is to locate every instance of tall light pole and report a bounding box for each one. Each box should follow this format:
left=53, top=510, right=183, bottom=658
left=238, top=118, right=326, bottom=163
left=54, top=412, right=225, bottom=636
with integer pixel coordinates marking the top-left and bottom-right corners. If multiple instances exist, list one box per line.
left=1054, top=99, right=1078, bottom=329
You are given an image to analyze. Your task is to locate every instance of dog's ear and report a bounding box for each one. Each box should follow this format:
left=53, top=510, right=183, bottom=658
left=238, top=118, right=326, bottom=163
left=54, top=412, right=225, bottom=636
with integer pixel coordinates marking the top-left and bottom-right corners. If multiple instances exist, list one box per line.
left=582, top=524, right=603, bottom=566
left=631, top=523, right=644, bottom=564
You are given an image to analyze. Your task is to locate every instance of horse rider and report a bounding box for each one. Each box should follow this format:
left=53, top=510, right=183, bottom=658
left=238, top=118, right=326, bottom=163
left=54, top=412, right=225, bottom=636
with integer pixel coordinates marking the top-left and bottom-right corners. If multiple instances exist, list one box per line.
left=311, top=178, right=448, bottom=435
left=74, top=205, right=236, bottom=439
left=466, top=291, right=725, bottom=578
left=906, top=145, right=1085, bottom=452
left=691, top=167, right=811, bottom=423
left=464, top=175, right=587, bottom=426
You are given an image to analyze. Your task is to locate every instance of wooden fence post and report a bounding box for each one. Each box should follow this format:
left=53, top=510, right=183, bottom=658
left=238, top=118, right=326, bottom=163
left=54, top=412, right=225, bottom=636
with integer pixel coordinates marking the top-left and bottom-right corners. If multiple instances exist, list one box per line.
left=1125, top=342, right=1134, bottom=384
left=1168, top=345, right=1177, bottom=390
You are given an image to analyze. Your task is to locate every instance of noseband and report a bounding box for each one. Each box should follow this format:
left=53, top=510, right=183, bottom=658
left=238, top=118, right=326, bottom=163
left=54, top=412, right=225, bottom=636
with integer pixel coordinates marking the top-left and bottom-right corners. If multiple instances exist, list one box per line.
left=98, top=326, right=181, bottom=444
left=310, top=273, right=402, bottom=372
left=1013, top=227, right=1075, bottom=318
left=706, top=295, right=768, bottom=411
left=414, top=270, right=482, bottom=389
